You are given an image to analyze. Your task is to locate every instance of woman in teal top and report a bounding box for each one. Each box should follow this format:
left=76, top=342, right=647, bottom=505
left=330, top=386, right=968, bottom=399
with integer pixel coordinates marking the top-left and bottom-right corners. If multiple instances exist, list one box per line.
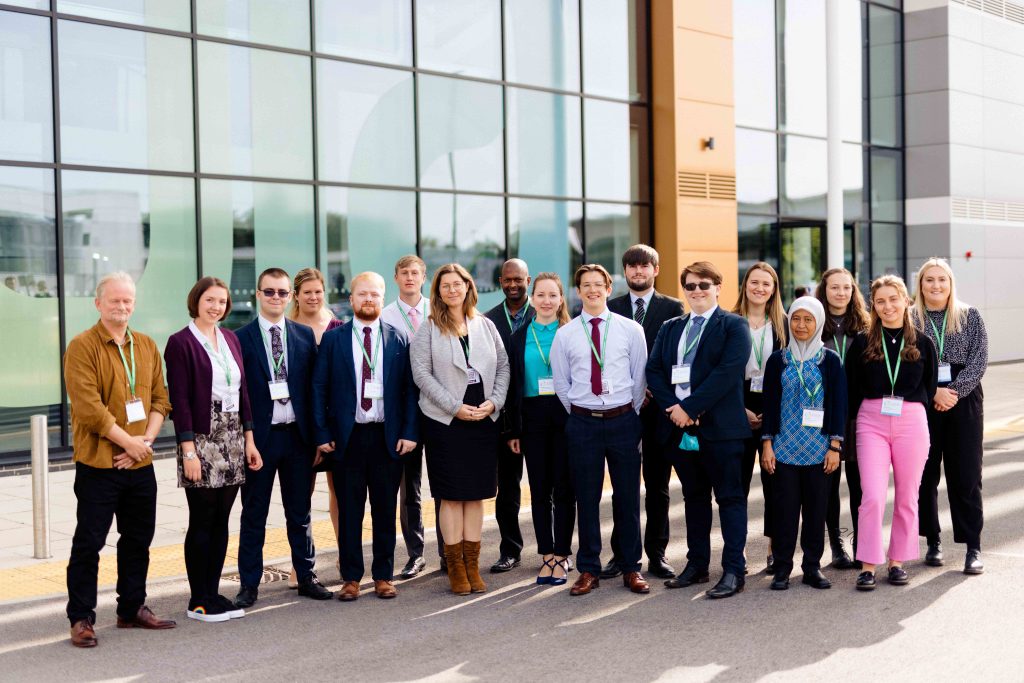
left=507, top=273, right=575, bottom=585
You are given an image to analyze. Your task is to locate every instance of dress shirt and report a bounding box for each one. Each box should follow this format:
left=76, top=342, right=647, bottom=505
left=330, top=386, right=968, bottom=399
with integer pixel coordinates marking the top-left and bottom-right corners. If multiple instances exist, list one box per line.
left=629, top=290, right=655, bottom=322
left=505, top=301, right=531, bottom=334
left=744, top=318, right=775, bottom=380
left=258, top=314, right=296, bottom=425
left=675, top=305, right=718, bottom=401
left=524, top=319, right=558, bottom=397
left=550, top=309, right=647, bottom=412
left=188, top=321, right=241, bottom=405
left=381, top=295, right=428, bottom=338
left=352, top=318, right=385, bottom=423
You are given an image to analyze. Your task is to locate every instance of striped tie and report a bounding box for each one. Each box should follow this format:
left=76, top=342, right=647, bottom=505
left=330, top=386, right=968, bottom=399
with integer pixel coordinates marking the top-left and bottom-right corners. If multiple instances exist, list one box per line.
left=634, top=298, right=646, bottom=324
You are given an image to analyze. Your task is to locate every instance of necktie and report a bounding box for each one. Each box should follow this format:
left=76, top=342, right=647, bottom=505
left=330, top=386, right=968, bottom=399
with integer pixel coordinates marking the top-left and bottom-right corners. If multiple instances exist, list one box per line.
left=634, top=298, right=646, bottom=324
left=679, top=316, right=705, bottom=392
left=408, top=305, right=420, bottom=332
left=270, top=325, right=289, bottom=404
left=589, top=317, right=603, bottom=396
left=361, top=326, right=373, bottom=412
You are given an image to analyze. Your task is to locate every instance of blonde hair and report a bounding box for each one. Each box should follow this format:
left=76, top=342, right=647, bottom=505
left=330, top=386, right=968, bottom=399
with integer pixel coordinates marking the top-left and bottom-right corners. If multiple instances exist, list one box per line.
left=350, top=271, right=386, bottom=293
left=531, top=272, right=571, bottom=326
left=912, top=257, right=969, bottom=336
left=289, top=267, right=334, bottom=321
left=865, top=275, right=921, bottom=363
left=732, top=262, right=787, bottom=344
left=428, top=263, right=478, bottom=336
left=95, top=271, right=135, bottom=299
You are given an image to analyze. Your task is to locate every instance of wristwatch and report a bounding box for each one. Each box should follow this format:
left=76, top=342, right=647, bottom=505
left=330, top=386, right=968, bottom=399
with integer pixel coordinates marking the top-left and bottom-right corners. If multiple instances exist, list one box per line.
left=182, top=451, right=198, bottom=461
left=828, top=444, right=843, bottom=455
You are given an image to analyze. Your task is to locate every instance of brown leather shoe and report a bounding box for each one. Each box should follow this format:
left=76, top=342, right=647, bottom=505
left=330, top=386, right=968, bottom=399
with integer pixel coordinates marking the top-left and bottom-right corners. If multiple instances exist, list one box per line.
left=569, top=572, right=600, bottom=596
left=374, top=580, right=397, bottom=599
left=70, top=619, right=97, bottom=648
left=116, top=606, right=176, bottom=630
left=338, top=580, right=361, bottom=601
left=623, top=571, right=650, bottom=594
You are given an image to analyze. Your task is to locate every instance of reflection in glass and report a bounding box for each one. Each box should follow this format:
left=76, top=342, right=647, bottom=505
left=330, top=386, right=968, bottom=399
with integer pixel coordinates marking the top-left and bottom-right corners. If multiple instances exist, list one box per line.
left=584, top=203, right=640, bottom=298
left=505, top=0, right=580, bottom=91
left=584, top=99, right=632, bottom=201
left=869, top=6, right=902, bottom=147
left=508, top=199, right=583, bottom=292
left=733, top=0, right=776, bottom=129
left=507, top=88, right=582, bottom=198
left=582, top=0, right=636, bottom=100
left=198, top=0, right=310, bottom=50
left=780, top=224, right=823, bottom=302
left=317, top=61, right=414, bottom=186
left=57, top=0, right=190, bottom=31
left=0, top=12, right=53, bottom=163
left=319, top=187, right=416, bottom=320
left=200, top=180, right=314, bottom=329
left=3, top=0, right=49, bottom=8
left=870, top=148, right=902, bottom=222
left=198, top=42, right=313, bottom=180
left=839, top=0, right=864, bottom=142
left=780, top=135, right=827, bottom=219
left=416, top=0, right=501, bottom=79
left=738, top=215, right=779, bottom=280
left=419, top=192, right=505, bottom=309
left=736, top=128, right=778, bottom=215
left=59, top=21, right=193, bottom=172
left=316, top=0, right=412, bottom=66
left=779, top=0, right=826, bottom=137
left=870, top=223, right=903, bottom=279
left=418, top=75, right=503, bottom=193
left=843, top=142, right=864, bottom=221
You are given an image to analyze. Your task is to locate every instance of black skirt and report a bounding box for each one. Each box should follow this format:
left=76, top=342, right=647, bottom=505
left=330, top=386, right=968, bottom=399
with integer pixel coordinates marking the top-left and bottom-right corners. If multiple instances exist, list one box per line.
left=423, top=381, right=499, bottom=501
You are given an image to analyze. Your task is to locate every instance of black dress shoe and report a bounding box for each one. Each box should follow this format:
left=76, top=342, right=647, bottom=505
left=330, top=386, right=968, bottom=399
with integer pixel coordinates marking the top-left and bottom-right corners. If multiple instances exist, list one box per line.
left=925, top=540, right=944, bottom=567
left=234, top=584, right=258, bottom=608
left=399, top=556, right=426, bottom=579
left=490, top=555, right=521, bottom=573
left=599, top=558, right=623, bottom=579
left=830, top=537, right=857, bottom=569
left=887, top=565, right=909, bottom=586
left=801, top=569, right=832, bottom=589
left=764, top=554, right=775, bottom=575
left=770, top=573, right=790, bottom=590
left=964, top=549, right=984, bottom=575
left=664, top=565, right=710, bottom=588
left=647, top=557, right=676, bottom=579
left=706, top=572, right=744, bottom=599
left=297, top=575, right=334, bottom=600
left=856, top=571, right=876, bottom=591
left=439, top=556, right=447, bottom=574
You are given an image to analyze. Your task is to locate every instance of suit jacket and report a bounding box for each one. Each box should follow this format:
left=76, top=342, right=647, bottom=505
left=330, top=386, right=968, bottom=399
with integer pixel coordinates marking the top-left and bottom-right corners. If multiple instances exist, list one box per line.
left=236, top=317, right=317, bottom=451
left=311, top=321, right=419, bottom=460
left=646, top=307, right=752, bottom=445
left=608, top=291, right=685, bottom=354
left=484, top=301, right=535, bottom=356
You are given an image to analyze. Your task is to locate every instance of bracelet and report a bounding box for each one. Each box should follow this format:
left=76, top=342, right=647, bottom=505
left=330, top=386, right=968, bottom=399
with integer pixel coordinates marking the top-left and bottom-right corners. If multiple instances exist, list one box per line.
left=182, top=451, right=198, bottom=461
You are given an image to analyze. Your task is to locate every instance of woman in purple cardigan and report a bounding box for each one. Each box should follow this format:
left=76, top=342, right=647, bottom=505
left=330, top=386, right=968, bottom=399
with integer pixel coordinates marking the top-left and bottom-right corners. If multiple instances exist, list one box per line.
left=164, top=277, right=263, bottom=623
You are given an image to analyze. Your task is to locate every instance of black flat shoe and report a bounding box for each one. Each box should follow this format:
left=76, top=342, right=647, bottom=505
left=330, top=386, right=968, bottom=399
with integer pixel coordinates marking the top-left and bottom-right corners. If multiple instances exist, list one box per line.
left=599, top=558, right=623, bottom=579
left=964, top=549, right=984, bottom=575
left=764, top=554, right=775, bottom=575
left=399, top=556, right=426, bottom=579
left=234, top=585, right=258, bottom=608
left=802, top=569, right=832, bottom=589
left=925, top=540, right=944, bottom=567
left=490, top=555, right=521, bottom=573
left=856, top=571, right=876, bottom=591
left=706, top=573, right=744, bottom=599
left=887, top=565, right=909, bottom=586
left=830, top=537, right=856, bottom=570
left=648, top=557, right=676, bottom=579
left=770, top=573, right=790, bottom=591
left=297, top=575, right=334, bottom=600
left=664, top=565, right=710, bottom=588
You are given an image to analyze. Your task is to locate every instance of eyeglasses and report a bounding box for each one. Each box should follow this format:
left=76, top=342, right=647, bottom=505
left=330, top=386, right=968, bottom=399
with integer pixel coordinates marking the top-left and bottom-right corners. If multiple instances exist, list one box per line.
left=440, top=282, right=466, bottom=292
left=683, top=282, right=714, bottom=292
left=260, top=288, right=291, bottom=299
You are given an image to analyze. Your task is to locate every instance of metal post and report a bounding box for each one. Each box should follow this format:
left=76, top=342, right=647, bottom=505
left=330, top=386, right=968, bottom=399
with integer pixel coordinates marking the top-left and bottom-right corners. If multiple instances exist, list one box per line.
left=30, top=415, right=51, bottom=559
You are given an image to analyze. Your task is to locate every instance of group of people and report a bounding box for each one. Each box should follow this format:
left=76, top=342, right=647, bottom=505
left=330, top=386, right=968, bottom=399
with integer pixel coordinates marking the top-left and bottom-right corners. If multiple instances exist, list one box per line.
left=61, top=246, right=988, bottom=648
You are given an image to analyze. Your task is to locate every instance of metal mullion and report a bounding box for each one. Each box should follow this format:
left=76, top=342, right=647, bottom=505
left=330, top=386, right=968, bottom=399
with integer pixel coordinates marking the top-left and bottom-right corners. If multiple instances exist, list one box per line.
left=897, top=6, right=907, bottom=276
left=578, top=0, right=588, bottom=263
left=0, top=3, right=51, bottom=17
left=309, top=0, right=320, bottom=271
left=500, top=0, right=510, bottom=261
left=642, top=0, right=654, bottom=242
left=411, top=0, right=422, bottom=258
left=49, top=7, right=68, bottom=451
left=191, top=0, right=202, bottom=277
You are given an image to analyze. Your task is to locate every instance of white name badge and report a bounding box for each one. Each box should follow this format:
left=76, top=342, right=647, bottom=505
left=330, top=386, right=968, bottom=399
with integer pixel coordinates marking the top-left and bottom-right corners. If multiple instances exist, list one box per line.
left=600, top=377, right=612, bottom=395
left=881, top=396, right=904, bottom=417
left=268, top=380, right=290, bottom=401
left=671, top=364, right=691, bottom=385
left=802, top=408, right=825, bottom=428
left=466, top=368, right=482, bottom=385
left=221, top=391, right=240, bottom=413
left=938, top=363, right=952, bottom=383
left=125, top=398, right=146, bottom=424
left=537, top=377, right=555, bottom=396
left=363, top=380, right=384, bottom=400
left=750, top=374, right=765, bottom=393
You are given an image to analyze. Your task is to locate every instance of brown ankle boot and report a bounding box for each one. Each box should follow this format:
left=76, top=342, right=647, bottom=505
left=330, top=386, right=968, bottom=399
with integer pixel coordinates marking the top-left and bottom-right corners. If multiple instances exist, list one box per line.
left=444, top=543, right=471, bottom=595
left=462, top=540, right=486, bottom=593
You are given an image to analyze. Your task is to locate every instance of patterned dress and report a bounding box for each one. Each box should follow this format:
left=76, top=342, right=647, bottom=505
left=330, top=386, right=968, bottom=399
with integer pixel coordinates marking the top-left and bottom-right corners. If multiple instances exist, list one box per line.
left=772, top=349, right=829, bottom=466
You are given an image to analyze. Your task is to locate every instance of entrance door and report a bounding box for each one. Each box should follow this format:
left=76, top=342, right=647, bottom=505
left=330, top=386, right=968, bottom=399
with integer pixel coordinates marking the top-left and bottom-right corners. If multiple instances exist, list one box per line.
left=778, top=223, right=825, bottom=305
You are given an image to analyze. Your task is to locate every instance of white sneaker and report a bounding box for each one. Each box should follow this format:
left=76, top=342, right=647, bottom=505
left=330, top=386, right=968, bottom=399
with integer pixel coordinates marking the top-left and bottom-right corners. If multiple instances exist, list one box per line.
left=187, top=601, right=230, bottom=623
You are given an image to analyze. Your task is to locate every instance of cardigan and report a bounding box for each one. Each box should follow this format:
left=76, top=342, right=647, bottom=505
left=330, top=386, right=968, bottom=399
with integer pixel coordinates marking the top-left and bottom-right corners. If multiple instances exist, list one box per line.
left=761, top=347, right=847, bottom=443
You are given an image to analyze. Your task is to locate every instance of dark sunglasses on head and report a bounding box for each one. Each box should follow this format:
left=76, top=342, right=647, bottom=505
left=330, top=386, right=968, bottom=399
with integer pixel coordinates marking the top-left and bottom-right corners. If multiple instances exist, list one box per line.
left=683, top=282, right=714, bottom=292
left=260, top=288, right=291, bottom=299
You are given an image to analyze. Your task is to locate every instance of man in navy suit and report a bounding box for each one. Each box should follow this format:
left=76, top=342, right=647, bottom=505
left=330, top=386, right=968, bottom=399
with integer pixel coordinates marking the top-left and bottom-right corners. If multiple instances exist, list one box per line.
left=234, top=268, right=333, bottom=607
left=646, top=261, right=752, bottom=599
left=313, top=272, right=419, bottom=601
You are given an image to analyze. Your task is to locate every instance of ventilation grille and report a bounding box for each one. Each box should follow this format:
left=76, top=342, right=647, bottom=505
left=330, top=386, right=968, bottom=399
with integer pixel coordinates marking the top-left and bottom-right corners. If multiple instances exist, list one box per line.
left=677, top=171, right=736, bottom=200
left=951, top=0, right=1024, bottom=25
left=951, top=197, right=1024, bottom=222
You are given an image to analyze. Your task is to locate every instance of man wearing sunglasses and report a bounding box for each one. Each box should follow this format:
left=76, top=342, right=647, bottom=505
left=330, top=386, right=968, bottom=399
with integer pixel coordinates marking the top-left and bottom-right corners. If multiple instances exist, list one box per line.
left=646, top=261, right=752, bottom=599
left=234, top=268, right=333, bottom=607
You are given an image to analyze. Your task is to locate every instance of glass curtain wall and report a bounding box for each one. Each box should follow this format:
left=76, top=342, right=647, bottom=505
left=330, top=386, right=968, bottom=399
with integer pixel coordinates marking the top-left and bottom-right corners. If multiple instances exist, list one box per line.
left=0, top=0, right=651, bottom=462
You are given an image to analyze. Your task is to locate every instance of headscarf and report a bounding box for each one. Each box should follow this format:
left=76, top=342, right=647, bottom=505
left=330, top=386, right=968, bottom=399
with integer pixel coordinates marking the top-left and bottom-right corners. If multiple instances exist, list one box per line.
left=787, top=296, right=826, bottom=363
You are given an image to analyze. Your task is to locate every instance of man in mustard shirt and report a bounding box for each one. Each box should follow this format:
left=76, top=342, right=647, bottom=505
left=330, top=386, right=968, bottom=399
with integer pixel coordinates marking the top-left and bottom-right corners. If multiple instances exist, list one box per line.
left=63, top=272, right=175, bottom=647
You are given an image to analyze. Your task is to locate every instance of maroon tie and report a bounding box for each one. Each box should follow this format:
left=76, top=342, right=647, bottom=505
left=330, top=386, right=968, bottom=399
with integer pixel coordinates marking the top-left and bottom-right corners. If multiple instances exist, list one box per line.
left=361, top=326, right=372, bottom=411
left=590, top=317, right=602, bottom=395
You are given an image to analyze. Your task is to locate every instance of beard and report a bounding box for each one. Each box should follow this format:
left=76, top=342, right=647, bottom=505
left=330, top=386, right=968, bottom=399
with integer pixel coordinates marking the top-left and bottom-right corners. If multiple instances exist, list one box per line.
left=626, top=276, right=654, bottom=292
left=357, top=302, right=381, bottom=321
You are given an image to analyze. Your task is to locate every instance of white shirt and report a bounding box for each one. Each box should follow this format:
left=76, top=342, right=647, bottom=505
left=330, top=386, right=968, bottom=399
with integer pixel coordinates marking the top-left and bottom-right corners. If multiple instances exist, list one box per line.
left=550, top=309, right=647, bottom=412
left=381, top=296, right=428, bottom=339
left=189, top=321, right=240, bottom=404
left=352, top=318, right=385, bottom=423
left=258, top=314, right=296, bottom=425
left=744, top=318, right=775, bottom=380
left=675, top=305, right=717, bottom=401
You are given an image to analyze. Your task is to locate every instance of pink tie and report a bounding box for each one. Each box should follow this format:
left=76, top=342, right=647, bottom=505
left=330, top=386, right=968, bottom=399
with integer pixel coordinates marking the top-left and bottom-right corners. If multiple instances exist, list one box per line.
left=408, top=306, right=421, bottom=332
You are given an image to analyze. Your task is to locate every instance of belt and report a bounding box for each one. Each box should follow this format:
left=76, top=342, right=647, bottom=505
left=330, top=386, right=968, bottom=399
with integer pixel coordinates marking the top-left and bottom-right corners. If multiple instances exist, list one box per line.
left=270, top=422, right=297, bottom=432
left=570, top=403, right=633, bottom=419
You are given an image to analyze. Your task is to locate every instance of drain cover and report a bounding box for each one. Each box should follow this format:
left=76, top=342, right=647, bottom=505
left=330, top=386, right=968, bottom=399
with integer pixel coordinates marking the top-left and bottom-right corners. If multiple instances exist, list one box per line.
left=222, top=567, right=291, bottom=584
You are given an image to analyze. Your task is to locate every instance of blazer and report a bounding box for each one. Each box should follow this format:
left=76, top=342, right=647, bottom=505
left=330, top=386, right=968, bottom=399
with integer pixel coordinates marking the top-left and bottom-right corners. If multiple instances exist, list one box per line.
left=164, top=325, right=253, bottom=443
left=311, top=321, right=419, bottom=460
left=236, top=317, right=317, bottom=450
left=760, top=348, right=847, bottom=441
left=410, top=314, right=510, bottom=425
left=484, top=301, right=535, bottom=354
left=646, top=307, right=752, bottom=445
left=504, top=320, right=566, bottom=438
left=608, top=291, right=685, bottom=353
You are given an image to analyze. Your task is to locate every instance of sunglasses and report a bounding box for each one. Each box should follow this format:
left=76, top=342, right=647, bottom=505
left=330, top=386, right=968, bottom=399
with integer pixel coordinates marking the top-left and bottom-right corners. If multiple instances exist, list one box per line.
left=683, top=282, right=714, bottom=292
left=260, top=288, right=291, bottom=299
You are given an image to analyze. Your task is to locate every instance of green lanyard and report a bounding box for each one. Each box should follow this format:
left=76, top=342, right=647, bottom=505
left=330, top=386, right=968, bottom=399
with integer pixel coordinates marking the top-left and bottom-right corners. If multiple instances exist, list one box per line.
left=116, top=330, right=137, bottom=397
left=581, top=315, right=612, bottom=370
left=504, top=301, right=530, bottom=332
left=353, top=324, right=383, bottom=374
left=835, top=335, right=848, bottom=367
left=929, top=313, right=947, bottom=361
left=529, top=321, right=552, bottom=369
left=398, top=299, right=423, bottom=334
left=679, top=316, right=705, bottom=361
left=459, top=334, right=470, bottom=362
left=750, top=317, right=768, bottom=371
left=259, top=322, right=288, bottom=375
left=883, top=336, right=904, bottom=396
left=201, top=333, right=233, bottom=388
left=792, top=351, right=822, bottom=402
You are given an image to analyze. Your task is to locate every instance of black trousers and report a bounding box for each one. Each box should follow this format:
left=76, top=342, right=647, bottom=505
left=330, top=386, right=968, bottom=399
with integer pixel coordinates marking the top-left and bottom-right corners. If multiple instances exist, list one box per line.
left=771, top=462, right=828, bottom=575
left=184, top=485, right=240, bottom=602
left=521, top=396, right=575, bottom=556
left=495, top=433, right=525, bottom=559
left=66, top=463, right=157, bottom=625
left=398, top=444, right=444, bottom=560
left=919, top=388, right=984, bottom=549
left=335, top=423, right=404, bottom=581
left=741, top=432, right=775, bottom=539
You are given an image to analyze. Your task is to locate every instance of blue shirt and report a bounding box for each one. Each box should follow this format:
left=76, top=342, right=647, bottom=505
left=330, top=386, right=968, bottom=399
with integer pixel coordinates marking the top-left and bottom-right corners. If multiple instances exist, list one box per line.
left=524, top=320, right=558, bottom=398
left=772, top=350, right=828, bottom=466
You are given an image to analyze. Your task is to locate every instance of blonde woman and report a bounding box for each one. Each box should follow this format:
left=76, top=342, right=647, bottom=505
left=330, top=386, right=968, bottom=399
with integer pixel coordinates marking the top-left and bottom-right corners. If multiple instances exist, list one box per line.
left=912, top=258, right=988, bottom=575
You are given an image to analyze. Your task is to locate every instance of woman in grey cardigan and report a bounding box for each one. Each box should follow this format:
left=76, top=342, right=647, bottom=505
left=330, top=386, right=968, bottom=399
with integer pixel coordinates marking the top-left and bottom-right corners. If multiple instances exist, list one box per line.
left=410, top=263, right=510, bottom=596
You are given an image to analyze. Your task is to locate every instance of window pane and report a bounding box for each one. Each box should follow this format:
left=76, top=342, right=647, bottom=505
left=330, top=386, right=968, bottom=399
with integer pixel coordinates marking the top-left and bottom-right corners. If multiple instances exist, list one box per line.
left=198, top=43, right=312, bottom=180
left=584, top=99, right=632, bottom=201
left=507, top=88, right=582, bottom=198
left=319, top=186, right=416, bottom=320
left=870, top=222, right=903, bottom=279
left=508, top=198, right=583, bottom=292
left=870, top=147, right=902, bottom=222
left=780, top=135, right=827, bottom=218
left=198, top=0, right=310, bottom=50
left=200, top=180, right=314, bottom=329
left=843, top=142, right=865, bottom=221
left=839, top=0, right=864, bottom=142
left=738, top=215, right=779, bottom=280
left=0, top=12, right=53, bottom=163
left=418, top=75, right=503, bottom=193
left=736, top=128, right=777, bottom=214
left=316, top=0, right=412, bottom=66
left=779, top=0, right=826, bottom=137
left=416, top=0, right=501, bottom=80
left=869, top=6, right=902, bottom=147
left=419, top=192, right=505, bottom=309
left=59, top=21, right=193, bottom=172
left=733, top=0, right=776, bottom=129
left=57, top=0, right=190, bottom=31
left=4, top=1, right=49, bottom=8
left=582, top=0, right=637, bottom=100
left=505, top=0, right=580, bottom=91
left=317, top=61, right=414, bottom=186
left=0, top=166, right=61, bottom=452
left=584, top=202, right=640, bottom=298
